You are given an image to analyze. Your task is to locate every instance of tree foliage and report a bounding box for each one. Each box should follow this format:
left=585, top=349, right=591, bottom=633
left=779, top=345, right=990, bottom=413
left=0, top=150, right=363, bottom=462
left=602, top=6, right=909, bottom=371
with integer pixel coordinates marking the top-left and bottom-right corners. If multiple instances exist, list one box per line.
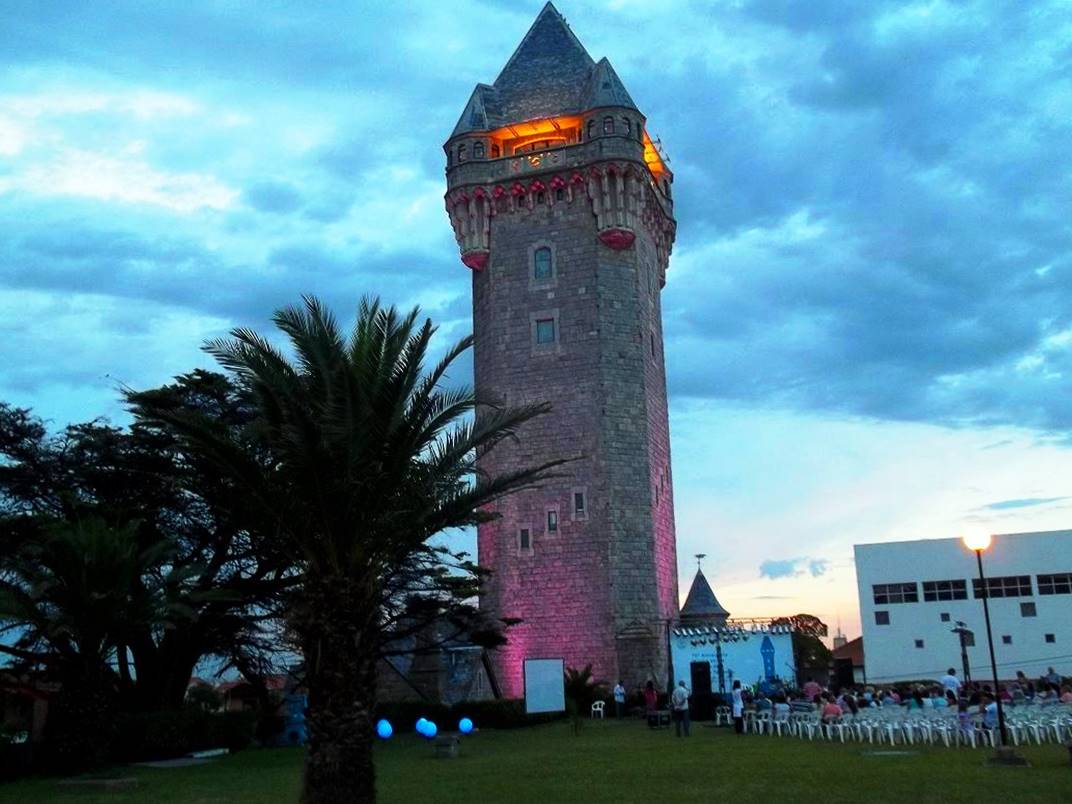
left=134, top=296, right=562, bottom=804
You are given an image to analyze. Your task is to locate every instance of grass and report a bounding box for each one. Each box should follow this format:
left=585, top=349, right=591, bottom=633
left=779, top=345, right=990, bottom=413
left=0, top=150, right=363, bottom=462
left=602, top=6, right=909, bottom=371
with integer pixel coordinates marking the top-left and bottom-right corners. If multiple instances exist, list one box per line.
left=2, top=720, right=1070, bottom=803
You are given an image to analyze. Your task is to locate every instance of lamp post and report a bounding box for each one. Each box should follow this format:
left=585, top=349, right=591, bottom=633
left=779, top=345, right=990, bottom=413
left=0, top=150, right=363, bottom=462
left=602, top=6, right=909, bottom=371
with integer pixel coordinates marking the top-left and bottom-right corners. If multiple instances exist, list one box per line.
left=961, top=531, right=1026, bottom=765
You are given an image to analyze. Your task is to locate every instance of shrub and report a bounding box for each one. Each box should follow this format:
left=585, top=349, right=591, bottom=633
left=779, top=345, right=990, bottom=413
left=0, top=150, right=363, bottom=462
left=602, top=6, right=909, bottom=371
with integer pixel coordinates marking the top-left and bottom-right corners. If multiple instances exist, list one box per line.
left=112, top=709, right=256, bottom=762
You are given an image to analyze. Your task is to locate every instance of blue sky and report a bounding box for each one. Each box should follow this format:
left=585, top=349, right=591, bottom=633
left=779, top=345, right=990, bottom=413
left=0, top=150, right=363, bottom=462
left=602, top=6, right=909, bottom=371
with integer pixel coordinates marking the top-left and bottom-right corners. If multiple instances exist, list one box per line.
left=2, top=1, right=1071, bottom=638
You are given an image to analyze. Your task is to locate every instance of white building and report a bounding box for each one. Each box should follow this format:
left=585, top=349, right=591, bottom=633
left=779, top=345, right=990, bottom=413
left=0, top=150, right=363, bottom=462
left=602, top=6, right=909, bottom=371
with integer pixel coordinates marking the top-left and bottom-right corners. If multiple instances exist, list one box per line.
left=854, top=530, right=1072, bottom=685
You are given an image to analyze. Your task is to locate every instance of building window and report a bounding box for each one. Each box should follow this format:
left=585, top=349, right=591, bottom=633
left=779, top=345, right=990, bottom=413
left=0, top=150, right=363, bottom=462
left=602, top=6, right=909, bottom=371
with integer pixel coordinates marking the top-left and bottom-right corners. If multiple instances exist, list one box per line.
left=572, top=489, right=588, bottom=520
left=491, top=143, right=500, bottom=158
left=1001, top=635, right=1012, bottom=645
left=603, top=116, right=614, bottom=134
left=621, top=116, right=630, bottom=136
left=533, top=247, right=553, bottom=281
left=547, top=509, right=558, bottom=533
left=940, top=612, right=950, bottom=622
left=875, top=611, right=890, bottom=626
left=1038, top=572, right=1072, bottom=595
left=914, top=639, right=924, bottom=649
left=518, top=528, right=531, bottom=552
left=1045, top=633, right=1056, bottom=643
left=587, top=119, right=595, bottom=140
left=922, top=579, right=968, bottom=601
left=474, top=141, right=485, bottom=159
left=650, top=333, right=655, bottom=358
left=535, top=318, right=555, bottom=345
left=872, top=583, right=919, bottom=605
left=1020, top=602, right=1037, bottom=617
left=536, top=191, right=545, bottom=204
left=973, top=575, right=1032, bottom=598
left=457, top=144, right=467, bottom=162
left=555, top=187, right=564, bottom=201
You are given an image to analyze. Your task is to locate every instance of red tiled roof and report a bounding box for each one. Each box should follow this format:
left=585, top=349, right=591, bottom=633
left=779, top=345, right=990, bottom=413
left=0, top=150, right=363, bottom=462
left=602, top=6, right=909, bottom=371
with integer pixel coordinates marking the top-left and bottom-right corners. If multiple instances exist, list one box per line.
left=832, top=636, right=864, bottom=665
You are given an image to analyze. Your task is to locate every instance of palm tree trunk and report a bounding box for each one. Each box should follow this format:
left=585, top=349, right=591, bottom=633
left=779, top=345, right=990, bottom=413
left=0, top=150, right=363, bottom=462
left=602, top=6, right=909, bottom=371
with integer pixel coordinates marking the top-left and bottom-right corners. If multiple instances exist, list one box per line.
left=299, top=577, right=378, bottom=804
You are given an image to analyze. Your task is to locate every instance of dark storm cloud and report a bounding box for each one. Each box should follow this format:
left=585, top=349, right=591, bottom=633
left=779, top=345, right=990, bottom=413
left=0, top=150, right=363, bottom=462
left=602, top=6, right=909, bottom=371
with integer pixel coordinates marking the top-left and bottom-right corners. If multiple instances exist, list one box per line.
left=1, top=0, right=1070, bottom=439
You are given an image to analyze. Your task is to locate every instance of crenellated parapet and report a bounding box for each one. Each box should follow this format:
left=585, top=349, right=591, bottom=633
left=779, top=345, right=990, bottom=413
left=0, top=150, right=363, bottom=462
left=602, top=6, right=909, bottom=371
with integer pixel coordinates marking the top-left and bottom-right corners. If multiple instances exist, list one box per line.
left=445, top=155, right=676, bottom=283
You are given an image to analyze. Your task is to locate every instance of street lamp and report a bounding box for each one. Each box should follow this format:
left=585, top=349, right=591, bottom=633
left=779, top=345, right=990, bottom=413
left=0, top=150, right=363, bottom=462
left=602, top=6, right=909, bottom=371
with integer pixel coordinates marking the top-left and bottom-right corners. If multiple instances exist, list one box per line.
left=961, top=531, right=1027, bottom=765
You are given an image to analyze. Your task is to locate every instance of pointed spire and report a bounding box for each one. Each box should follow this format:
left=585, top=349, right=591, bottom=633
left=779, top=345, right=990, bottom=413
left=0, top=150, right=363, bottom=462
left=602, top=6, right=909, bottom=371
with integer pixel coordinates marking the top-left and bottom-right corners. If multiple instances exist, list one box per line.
left=680, top=569, right=730, bottom=625
left=490, top=2, right=597, bottom=124
left=584, top=57, right=638, bottom=111
left=451, top=84, right=492, bottom=137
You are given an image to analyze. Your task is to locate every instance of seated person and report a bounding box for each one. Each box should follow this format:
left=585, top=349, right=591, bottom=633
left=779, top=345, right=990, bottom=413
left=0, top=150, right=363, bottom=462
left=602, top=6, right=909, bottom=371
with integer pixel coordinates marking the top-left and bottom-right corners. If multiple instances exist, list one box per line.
left=820, top=694, right=842, bottom=723
left=773, top=695, right=791, bottom=717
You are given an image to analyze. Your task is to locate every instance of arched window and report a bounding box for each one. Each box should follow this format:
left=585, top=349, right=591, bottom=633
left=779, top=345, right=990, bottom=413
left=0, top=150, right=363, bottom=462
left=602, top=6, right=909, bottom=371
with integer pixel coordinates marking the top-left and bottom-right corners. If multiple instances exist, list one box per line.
left=473, top=141, right=485, bottom=159
left=457, top=144, right=467, bottom=162
left=603, top=116, right=614, bottom=135
left=621, top=117, right=630, bottom=136
left=491, top=143, right=500, bottom=158
left=587, top=119, right=595, bottom=141
left=533, top=246, right=552, bottom=280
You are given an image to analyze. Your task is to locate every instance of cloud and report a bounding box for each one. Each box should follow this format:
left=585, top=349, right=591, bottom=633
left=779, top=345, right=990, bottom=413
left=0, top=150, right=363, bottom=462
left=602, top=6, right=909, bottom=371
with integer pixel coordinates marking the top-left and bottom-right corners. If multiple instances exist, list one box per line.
left=244, top=180, right=303, bottom=214
left=983, top=497, right=1068, bottom=511
left=759, top=556, right=830, bottom=580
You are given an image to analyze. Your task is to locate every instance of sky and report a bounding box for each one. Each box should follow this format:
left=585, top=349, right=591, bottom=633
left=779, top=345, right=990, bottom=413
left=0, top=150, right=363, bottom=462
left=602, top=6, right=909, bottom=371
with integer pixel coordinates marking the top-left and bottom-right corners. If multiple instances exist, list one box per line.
left=2, top=0, right=1071, bottom=640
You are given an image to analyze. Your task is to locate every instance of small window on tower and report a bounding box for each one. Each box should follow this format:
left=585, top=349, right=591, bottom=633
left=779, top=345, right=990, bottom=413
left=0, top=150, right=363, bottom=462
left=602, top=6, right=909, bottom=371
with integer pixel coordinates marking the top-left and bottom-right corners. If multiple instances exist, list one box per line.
left=547, top=510, right=558, bottom=533
left=621, top=117, right=630, bottom=136
left=491, top=143, right=501, bottom=158
left=474, top=142, right=485, bottom=159
left=574, top=492, right=586, bottom=516
left=458, top=144, right=467, bottom=162
left=555, top=188, right=564, bottom=201
left=518, top=528, right=531, bottom=552
left=535, top=318, right=555, bottom=345
left=533, top=247, right=553, bottom=280
left=603, top=116, right=614, bottom=135
left=587, top=119, right=595, bottom=140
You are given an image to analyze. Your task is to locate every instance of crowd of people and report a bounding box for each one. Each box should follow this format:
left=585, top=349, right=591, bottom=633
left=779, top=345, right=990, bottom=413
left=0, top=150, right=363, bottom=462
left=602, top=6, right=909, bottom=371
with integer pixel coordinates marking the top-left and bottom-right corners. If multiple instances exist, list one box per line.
left=611, top=665, right=1070, bottom=737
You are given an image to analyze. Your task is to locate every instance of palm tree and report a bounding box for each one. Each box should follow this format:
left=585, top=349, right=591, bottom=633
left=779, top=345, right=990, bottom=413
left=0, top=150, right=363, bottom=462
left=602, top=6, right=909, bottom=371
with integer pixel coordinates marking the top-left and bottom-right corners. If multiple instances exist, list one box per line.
left=135, top=296, right=561, bottom=804
left=0, top=517, right=172, bottom=768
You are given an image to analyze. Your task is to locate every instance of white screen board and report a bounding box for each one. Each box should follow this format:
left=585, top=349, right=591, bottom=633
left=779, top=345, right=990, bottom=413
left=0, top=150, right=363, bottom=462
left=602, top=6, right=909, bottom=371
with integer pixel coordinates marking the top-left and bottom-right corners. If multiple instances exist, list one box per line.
left=523, top=658, right=565, bottom=714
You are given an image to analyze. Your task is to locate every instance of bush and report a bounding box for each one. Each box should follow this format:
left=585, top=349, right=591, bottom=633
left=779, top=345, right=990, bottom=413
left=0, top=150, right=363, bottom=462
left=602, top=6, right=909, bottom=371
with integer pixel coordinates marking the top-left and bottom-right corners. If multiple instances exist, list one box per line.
left=112, top=709, right=256, bottom=762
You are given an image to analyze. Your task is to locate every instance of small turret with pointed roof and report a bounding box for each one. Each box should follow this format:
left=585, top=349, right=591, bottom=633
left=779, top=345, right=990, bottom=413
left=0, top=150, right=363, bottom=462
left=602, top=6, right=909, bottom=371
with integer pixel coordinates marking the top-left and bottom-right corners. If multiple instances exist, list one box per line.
left=680, top=568, right=730, bottom=628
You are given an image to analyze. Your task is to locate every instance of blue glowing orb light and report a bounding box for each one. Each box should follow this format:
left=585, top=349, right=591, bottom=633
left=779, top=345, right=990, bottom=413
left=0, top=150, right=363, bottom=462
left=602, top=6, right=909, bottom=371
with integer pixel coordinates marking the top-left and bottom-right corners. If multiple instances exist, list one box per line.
left=423, top=721, right=438, bottom=739
left=376, top=720, right=393, bottom=740
left=415, top=718, right=429, bottom=736
left=458, top=718, right=474, bottom=735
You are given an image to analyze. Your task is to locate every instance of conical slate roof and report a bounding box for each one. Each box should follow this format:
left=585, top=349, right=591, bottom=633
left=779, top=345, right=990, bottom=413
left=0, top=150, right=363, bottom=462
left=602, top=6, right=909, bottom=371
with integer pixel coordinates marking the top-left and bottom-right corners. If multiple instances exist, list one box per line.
left=680, top=569, right=730, bottom=621
left=451, top=2, right=637, bottom=137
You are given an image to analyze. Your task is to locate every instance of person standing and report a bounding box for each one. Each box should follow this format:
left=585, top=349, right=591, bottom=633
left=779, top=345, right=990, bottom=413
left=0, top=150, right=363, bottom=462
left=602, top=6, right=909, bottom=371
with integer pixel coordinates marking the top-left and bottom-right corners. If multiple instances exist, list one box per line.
left=940, top=668, right=961, bottom=695
left=613, top=680, right=626, bottom=719
left=803, top=677, right=822, bottom=702
left=671, top=680, right=691, bottom=737
left=643, top=680, right=659, bottom=729
left=731, top=680, right=745, bottom=735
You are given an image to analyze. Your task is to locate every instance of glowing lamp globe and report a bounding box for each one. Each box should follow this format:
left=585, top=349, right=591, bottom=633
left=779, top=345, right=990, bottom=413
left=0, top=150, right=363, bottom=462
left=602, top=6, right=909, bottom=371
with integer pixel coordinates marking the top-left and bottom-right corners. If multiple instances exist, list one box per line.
left=415, top=718, right=429, bottom=735
left=458, top=717, right=474, bottom=735
left=423, top=721, right=438, bottom=739
left=376, top=719, right=393, bottom=740
left=962, top=531, right=993, bottom=552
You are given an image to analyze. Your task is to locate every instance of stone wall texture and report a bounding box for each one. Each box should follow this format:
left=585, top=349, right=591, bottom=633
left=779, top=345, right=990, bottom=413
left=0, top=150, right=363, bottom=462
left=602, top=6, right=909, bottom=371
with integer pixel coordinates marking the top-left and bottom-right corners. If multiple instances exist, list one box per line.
left=446, top=134, right=679, bottom=698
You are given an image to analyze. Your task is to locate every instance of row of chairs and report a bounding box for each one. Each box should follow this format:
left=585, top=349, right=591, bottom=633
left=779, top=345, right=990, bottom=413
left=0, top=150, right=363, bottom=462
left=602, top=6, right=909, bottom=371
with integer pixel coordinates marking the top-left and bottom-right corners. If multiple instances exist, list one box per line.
left=715, top=704, right=1072, bottom=749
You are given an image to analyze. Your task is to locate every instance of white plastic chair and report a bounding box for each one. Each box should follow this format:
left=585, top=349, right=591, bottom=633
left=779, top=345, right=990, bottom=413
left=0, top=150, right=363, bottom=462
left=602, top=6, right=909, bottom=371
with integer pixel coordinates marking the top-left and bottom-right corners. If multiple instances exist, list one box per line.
left=591, top=700, right=605, bottom=719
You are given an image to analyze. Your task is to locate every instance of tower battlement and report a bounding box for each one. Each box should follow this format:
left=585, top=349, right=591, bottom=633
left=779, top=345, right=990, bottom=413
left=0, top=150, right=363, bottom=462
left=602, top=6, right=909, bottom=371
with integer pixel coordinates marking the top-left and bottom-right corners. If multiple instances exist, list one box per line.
left=445, top=2, right=679, bottom=697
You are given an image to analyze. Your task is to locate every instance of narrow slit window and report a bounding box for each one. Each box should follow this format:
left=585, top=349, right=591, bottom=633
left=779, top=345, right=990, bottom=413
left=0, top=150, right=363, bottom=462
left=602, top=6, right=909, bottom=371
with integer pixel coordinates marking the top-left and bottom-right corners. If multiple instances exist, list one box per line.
left=535, top=318, right=555, bottom=345
left=574, top=492, right=586, bottom=516
left=603, top=116, right=614, bottom=134
left=555, top=187, right=564, bottom=201
left=621, top=117, right=630, bottom=136
left=533, top=247, right=552, bottom=280
left=547, top=510, right=558, bottom=533
left=519, top=528, right=531, bottom=551
left=587, top=119, right=595, bottom=140
left=473, top=141, right=485, bottom=159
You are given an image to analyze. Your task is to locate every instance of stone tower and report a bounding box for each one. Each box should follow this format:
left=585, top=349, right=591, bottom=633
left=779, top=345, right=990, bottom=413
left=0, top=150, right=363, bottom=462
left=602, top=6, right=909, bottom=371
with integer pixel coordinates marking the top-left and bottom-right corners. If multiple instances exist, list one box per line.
left=443, top=2, right=678, bottom=697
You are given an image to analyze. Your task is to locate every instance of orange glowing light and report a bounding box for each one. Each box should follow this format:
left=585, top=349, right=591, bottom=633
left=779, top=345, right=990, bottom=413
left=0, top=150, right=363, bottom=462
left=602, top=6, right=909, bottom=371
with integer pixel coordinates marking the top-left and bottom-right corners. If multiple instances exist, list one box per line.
left=642, top=131, right=669, bottom=181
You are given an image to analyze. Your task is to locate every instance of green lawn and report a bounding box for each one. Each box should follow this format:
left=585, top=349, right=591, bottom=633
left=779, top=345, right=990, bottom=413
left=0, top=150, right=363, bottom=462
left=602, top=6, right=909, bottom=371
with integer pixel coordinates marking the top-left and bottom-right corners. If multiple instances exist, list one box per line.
left=2, top=720, right=1070, bottom=803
